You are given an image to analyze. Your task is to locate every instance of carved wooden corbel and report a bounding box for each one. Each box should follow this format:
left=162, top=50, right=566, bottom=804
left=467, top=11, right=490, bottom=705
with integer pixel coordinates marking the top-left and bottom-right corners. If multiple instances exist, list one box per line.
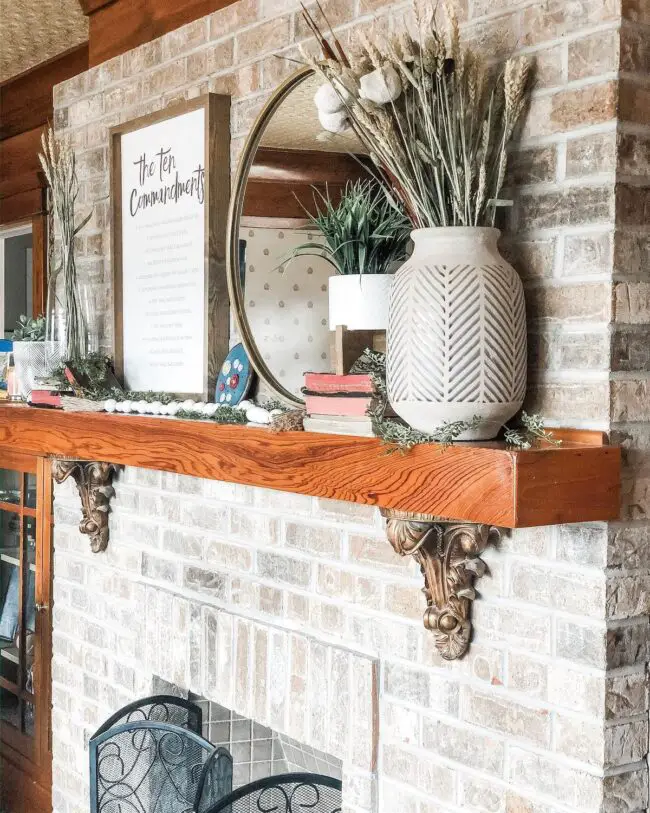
left=382, top=509, right=501, bottom=660
left=52, top=460, right=117, bottom=553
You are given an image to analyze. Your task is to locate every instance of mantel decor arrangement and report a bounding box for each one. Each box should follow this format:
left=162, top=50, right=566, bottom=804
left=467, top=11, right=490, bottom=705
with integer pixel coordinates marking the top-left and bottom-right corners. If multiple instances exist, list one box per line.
left=304, top=0, right=532, bottom=440
left=13, top=2, right=618, bottom=663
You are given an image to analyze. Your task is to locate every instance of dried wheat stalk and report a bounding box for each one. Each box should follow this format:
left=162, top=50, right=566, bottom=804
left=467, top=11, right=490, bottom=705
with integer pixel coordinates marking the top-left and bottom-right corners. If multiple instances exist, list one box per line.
left=302, top=0, right=532, bottom=228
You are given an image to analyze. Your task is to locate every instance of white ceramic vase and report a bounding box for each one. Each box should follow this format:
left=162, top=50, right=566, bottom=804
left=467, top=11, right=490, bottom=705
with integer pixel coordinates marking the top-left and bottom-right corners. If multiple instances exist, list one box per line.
left=328, top=273, right=393, bottom=330
left=387, top=228, right=527, bottom=440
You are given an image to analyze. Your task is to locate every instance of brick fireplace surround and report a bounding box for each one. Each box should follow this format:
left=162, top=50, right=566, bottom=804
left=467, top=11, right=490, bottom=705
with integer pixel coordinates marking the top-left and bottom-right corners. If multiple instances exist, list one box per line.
left=50, top=1, right=650, bottom=812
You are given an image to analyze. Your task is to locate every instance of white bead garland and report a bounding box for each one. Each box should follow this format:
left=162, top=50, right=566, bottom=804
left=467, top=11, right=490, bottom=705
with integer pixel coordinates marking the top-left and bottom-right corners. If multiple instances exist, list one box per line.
left=102, top=397, right=281, bottom=428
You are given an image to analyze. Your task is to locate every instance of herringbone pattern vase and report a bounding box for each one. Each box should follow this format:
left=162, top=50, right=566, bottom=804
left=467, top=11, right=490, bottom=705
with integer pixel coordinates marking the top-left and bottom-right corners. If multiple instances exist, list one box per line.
left=387, top=229, right=527, bottom=440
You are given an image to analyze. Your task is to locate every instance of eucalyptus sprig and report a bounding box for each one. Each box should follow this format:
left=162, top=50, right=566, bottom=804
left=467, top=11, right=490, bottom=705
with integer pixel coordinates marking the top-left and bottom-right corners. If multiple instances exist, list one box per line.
left=284, top=180, right=411, bottom=276
left=50, top=352, right=116, bottom=398
left=176, top=406, right=248, bottom=425
left=11, top=315, right=46, bottom=342
left=350, top=348, right=479, bottom=452
left=504, top=412, right=561, bottom=449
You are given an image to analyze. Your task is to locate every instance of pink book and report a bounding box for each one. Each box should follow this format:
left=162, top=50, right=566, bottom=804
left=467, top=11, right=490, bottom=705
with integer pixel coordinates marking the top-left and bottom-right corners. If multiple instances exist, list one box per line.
left=305, top=395, right=372, bottom=416
left=29, top=390, right=62, bottom=408
left=304, top=372, right=374, bottom=394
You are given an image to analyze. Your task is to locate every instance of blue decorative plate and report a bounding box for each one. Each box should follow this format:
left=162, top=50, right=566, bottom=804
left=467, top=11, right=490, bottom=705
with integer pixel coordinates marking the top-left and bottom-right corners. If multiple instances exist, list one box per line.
left=215, top=343, right=254, bottom=405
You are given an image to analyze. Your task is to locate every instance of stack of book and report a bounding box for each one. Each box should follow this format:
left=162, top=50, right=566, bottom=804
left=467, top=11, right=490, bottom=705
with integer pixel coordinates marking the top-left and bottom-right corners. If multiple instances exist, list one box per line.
left=30, top=369, right=76, bottom=408
left=303, top=371, right=376, bottom=437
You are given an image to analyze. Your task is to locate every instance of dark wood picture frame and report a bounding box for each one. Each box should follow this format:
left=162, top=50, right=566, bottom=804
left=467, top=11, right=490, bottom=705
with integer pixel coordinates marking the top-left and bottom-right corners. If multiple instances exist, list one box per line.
left=110, top=94, right=231, bottom=400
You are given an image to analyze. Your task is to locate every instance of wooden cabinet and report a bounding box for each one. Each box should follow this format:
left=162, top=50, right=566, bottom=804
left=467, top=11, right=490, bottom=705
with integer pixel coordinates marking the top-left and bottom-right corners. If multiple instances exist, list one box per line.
left=0, top=449, right=52, bottom=813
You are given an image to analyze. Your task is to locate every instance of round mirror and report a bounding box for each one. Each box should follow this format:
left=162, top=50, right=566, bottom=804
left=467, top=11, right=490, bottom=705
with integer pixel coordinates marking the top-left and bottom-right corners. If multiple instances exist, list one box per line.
left=227, top=67, right=368, bottom=405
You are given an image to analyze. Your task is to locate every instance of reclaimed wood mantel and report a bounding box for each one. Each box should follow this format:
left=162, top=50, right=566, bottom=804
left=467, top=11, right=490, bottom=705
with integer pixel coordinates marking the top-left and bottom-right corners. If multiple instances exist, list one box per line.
left=0, top=403, right=620, bottom=528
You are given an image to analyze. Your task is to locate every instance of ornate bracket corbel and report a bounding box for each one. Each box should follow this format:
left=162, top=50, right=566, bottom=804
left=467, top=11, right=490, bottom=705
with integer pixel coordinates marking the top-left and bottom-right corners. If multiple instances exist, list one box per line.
left=382, top=509, right=501, bottom=660
left=52, top=460, right=117, bottom=553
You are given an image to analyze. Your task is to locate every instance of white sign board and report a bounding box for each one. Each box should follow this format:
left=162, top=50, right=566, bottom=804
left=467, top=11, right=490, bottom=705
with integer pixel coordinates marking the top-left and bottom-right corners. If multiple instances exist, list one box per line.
left=118, top=106, right=206, bottom=394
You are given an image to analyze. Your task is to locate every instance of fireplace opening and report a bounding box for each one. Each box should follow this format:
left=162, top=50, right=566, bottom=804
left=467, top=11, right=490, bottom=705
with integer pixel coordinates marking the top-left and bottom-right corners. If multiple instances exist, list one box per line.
left=90, top=688, right=343, bottom=813
left=190, top=696, right=343, bottom=789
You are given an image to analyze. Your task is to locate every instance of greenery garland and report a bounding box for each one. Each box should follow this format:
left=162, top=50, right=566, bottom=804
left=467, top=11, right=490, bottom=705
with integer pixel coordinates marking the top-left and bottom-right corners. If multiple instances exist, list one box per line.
left=503, top=412, right=561, bottom=450
left=176, top=407, right=248, bottom=424
left=50, top=353, right=294, bottom=430
left=350, top=348, right=559, bottom=452
left=51, top=351, right=557, bottom=449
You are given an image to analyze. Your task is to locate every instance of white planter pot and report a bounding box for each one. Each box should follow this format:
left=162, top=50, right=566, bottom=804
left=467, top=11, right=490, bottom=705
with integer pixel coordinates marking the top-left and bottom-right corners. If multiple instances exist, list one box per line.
left=387, top=228, right=527, bottom=440
left=12, top=342, right=50, bottom=401
left=328, top=274, right=393, bottom=331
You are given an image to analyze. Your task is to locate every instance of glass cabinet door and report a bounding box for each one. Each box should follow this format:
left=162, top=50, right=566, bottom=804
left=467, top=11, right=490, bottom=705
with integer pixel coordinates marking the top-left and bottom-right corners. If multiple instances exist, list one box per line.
left=0, top=453, right=49, bottom=772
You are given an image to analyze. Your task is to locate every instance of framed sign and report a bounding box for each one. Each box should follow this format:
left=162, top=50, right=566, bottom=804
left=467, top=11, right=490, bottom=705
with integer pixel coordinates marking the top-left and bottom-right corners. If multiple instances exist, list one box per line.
left=110, top=95, right=230, bottom=399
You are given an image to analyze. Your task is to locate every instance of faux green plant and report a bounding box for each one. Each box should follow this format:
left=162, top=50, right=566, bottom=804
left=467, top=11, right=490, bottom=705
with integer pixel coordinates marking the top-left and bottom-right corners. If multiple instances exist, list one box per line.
left=11, top=315, right=46, bottom=342
left=284, top=179, right=411, bottom=276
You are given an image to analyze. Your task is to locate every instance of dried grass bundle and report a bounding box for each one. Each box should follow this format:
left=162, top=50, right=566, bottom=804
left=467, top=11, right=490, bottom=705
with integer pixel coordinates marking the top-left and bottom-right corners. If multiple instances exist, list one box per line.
left=302, top=0, right=532, bottom=228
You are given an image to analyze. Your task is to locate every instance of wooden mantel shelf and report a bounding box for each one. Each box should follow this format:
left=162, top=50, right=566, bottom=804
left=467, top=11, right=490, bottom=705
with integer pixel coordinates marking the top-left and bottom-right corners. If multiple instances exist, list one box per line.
left=0, top=404, right=619, bottom=528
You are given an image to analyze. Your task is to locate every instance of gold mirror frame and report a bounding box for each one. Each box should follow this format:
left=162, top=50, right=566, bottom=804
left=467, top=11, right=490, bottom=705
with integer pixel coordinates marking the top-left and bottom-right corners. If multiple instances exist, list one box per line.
left=226, top=66, right=315, bottom=407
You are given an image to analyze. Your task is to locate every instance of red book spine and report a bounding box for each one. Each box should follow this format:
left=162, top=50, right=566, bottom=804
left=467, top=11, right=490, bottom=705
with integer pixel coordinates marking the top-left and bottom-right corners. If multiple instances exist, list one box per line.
left=29, top=391, right=62, bottom=408
left=304, top=373, right=373, bottom=394
left=305, top=395, right=372, bottom=416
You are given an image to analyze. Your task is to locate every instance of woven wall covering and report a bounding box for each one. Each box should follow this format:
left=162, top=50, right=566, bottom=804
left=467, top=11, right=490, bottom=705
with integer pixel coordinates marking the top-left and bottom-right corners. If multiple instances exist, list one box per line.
left=0, top=0, right=88, bottom=83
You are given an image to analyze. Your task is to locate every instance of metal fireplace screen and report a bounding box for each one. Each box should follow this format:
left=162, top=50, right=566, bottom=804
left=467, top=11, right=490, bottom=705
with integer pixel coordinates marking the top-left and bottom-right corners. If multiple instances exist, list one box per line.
left=204, top=773, right=342, bottom=813
left=90, top=694, right=233, bottom=813
left=92, top=694, right=203, bottom=736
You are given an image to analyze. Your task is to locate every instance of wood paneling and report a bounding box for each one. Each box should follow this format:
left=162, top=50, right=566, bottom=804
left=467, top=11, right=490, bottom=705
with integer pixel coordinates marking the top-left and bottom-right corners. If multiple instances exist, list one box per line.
left=242, top=181, right=347, bottom=219
left=0, top=404, right=621, bottom=528
left=249, top=148, right=369, bottom=185
left=86, top=0, right=238, bottom=66
left=0, top=126, right=46, bottom=225
left=243, top=147, right=369, bottom=219
left=0, top=128, right=45, bottom=190
left=0, top=189, right=45, bottom=225
left=0, top=44, right=89, bottom=141
left=0, top=757, right=50, bottom=813
left=32, top=214, right=48, bottom=316
left=0, top=44, right=88, bottom=228
left=79, top=0, right=117, bottom=13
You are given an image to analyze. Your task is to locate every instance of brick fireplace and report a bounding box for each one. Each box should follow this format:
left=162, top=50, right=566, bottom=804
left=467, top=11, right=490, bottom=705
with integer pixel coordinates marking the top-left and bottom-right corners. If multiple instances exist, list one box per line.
left=49, top=0, right=650, bottom=812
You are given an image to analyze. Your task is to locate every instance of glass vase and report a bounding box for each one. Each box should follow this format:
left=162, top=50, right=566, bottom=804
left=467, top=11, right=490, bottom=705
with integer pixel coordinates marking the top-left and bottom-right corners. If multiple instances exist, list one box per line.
left=45, top=271, right=98, bottom=367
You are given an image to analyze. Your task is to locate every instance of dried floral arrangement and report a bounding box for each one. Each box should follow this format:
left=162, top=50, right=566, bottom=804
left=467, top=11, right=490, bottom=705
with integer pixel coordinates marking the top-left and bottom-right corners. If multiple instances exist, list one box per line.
left=39, top=127, right=92, bottom=360
left=285, top=179, right=411, bottom=275
left=301, top=0, right=532, bottom=228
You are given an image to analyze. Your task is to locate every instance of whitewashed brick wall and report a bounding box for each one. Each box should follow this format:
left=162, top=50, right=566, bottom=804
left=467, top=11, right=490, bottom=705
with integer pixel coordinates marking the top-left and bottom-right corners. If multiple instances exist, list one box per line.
left=52, top=471, right=647, bottom=813
left=50, top=0, right=650, bottom=812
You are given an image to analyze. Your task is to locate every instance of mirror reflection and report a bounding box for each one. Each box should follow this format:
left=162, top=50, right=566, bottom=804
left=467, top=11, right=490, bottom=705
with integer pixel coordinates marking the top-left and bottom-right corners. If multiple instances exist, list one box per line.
left=236, top=70, right=370, bottom=400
